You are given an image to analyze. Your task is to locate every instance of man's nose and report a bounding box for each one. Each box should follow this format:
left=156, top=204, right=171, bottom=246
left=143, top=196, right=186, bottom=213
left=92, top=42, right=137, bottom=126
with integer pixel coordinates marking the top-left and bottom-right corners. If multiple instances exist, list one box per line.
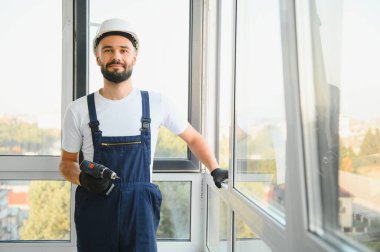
left=110, top=51, right=122, bottom=61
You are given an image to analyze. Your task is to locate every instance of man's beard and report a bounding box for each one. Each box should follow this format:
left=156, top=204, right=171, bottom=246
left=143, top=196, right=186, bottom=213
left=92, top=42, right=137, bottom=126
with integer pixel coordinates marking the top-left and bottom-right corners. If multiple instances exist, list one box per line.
left=100, top=60, right=133, bottom=84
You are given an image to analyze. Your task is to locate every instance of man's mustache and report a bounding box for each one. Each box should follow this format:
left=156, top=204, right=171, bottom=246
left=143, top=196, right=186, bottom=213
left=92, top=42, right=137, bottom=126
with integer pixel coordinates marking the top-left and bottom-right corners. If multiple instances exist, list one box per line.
left=106, top=60, right=125, bottom=68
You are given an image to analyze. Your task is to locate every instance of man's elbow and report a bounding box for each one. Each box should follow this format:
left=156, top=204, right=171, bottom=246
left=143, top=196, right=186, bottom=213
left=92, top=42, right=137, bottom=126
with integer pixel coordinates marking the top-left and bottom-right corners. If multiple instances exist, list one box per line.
left=179, top=125, right=203, bottom=147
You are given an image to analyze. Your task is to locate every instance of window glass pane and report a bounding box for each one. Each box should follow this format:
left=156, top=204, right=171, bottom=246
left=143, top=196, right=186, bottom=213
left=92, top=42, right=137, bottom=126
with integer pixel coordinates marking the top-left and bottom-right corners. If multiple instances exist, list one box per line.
left=155, top=128, right=187, bottom=159
left=0, top=181, right=71, bottom=241
left=0, top=1, right=62, bottom=156
left=89, top=0, right=189, bottom=159
left=218, top=0, right=234, bottom=169
left=309, top=0, right=380, bottom=250
left=207, top=187, right=228, bottom=252
left=155, top=181, right=191, bottom=240
left=234, top=0, right=286, bottom=218
left=234, top=212, right=272, bottom=252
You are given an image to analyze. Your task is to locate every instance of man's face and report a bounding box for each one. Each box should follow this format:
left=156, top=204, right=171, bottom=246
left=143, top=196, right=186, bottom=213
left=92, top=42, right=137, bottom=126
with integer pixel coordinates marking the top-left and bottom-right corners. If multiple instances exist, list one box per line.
left=96, top=35, right=137, bottom=84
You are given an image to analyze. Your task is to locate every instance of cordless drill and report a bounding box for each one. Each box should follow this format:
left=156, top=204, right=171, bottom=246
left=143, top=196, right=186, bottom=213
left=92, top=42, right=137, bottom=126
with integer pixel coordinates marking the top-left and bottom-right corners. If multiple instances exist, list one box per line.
left=79, top=160, right=120, bottom=195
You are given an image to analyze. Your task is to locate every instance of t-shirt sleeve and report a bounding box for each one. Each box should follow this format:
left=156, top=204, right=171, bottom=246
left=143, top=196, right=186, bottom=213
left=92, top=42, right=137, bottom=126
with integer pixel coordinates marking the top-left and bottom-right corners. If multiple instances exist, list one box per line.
left=161, top=95, right=189, bottom=135
left=62, top=104, right=82, bottom=153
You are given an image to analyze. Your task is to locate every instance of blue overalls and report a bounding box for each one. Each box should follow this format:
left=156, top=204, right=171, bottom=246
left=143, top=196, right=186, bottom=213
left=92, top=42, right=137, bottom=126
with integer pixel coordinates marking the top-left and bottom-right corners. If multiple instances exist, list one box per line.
left=75, top=91, right=162, bottom=252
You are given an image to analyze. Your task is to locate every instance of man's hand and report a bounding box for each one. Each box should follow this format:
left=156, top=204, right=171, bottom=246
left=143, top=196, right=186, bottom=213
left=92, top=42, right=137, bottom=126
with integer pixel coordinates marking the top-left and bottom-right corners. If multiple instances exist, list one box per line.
left=79, top=172, right=113, bottom=195
left=211, top=168, right=228, bottom=188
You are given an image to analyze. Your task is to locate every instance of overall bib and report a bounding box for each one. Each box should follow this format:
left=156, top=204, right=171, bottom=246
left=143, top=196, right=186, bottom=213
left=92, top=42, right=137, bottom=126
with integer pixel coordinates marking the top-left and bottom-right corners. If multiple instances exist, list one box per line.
left=75, top=91, right=162, bottom=252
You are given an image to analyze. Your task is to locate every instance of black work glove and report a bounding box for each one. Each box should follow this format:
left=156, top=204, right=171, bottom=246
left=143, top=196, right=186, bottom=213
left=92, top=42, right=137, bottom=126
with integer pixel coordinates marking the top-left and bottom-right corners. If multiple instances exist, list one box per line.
left=79, top=172, right=113, bottom=195
left=211, top=168, right=228, bottom=188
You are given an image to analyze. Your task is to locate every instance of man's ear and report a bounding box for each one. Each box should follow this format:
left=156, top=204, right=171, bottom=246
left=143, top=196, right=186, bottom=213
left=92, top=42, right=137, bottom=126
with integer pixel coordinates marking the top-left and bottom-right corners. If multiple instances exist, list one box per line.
left=96, top=56, right=101, bottom=66
left=132, top=53, right=137, bottom=65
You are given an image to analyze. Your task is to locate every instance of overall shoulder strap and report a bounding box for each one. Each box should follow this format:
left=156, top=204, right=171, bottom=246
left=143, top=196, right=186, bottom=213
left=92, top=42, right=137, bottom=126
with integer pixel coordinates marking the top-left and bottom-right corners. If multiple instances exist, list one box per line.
left=140, top=90, right=151, bottom=135
left=140, top=90, right=151, bottom=167
left=87, top=93, right=100, bottom=133
left=87, top=93, right=101, bottom=140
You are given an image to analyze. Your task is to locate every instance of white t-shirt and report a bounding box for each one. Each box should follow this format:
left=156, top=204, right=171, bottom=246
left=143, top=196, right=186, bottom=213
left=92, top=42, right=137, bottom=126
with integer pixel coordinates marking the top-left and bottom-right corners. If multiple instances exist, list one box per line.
left=62, top=88, right=189, bottom=175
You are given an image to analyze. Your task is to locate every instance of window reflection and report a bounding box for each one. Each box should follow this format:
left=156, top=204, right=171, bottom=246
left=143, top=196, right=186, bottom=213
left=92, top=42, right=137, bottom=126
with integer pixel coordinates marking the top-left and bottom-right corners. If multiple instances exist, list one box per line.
left=309, top=0, right=380, bottom=250
left=234, top=0, right=286, bottom=217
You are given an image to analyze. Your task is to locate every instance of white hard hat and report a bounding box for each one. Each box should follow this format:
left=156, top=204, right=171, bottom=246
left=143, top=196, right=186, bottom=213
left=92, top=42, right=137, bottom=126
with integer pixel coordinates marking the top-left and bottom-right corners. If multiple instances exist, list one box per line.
left=93, top=18, right=139, bottom=53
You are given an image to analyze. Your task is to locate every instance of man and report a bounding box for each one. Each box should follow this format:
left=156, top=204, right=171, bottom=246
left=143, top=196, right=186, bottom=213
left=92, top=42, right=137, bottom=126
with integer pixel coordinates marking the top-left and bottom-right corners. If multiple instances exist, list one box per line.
left=59, top=18, right=228, bottom=252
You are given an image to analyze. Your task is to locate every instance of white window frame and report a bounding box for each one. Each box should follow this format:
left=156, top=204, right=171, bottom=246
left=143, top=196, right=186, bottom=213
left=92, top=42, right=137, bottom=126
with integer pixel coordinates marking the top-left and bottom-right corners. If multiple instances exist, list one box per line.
left=155, top=173, right=204, bottom=252
left=203, top=0, right=350, bottom=251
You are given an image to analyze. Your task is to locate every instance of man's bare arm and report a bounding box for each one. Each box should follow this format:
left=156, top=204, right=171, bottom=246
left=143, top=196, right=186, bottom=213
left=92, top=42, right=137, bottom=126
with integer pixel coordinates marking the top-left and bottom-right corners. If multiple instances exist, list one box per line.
left=179, top=125, right=219, bottom=172
left=59, top=150, right=81, bottom=185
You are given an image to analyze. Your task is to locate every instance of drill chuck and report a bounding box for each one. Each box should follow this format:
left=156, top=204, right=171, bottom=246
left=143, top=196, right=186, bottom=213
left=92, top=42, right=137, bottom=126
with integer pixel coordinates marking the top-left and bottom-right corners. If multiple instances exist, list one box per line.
left=100, top=168, right=119, bottom=180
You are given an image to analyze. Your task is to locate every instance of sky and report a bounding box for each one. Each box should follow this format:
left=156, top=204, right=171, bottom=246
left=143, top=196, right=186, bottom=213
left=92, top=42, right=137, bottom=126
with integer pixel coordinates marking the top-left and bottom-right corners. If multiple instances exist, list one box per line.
left=0, top=0, right=379, bottom=129
left=0, top=0, right=61, bottom=128
left=89, top=0, right=190, bottom=111
left=340, top=0, right=380, bottom=120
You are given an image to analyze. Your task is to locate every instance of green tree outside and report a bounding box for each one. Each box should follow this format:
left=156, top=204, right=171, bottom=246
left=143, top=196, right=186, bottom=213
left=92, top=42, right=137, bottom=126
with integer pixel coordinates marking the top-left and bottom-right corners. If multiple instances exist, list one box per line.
left=360, top=129, right=378, bottom=156
left=155, top=127, right=187, bottom=158
left=235, top=213, right=258, bottom=239
left=339, top=141, right=356, bottom=172
left=19, top=181, right=71, bottom=240
left=155, top=181, right=190, bottom=239
left=0, top=116, right=60, bottom=155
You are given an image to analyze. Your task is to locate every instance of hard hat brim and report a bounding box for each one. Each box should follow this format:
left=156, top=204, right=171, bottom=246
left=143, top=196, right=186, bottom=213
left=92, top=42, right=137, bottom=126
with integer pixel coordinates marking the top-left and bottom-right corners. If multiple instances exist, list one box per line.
left=94, top=31, right=139, bottom=52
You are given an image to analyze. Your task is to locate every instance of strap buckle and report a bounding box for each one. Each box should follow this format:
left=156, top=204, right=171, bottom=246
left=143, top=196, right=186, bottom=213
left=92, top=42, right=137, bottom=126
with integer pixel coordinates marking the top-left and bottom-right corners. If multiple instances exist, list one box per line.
left=140, top=118, right=151, bottom=132
left=88, top=120, right=100, bottom=132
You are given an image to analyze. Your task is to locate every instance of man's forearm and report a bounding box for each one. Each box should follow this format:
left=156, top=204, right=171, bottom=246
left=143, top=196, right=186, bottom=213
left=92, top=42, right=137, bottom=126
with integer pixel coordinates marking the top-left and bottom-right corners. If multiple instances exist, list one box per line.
left=187, top=136, right=219, bottom=172
left=59, top=159, right=81, bottom=185
left=179, top=125, right=219, bottom=172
